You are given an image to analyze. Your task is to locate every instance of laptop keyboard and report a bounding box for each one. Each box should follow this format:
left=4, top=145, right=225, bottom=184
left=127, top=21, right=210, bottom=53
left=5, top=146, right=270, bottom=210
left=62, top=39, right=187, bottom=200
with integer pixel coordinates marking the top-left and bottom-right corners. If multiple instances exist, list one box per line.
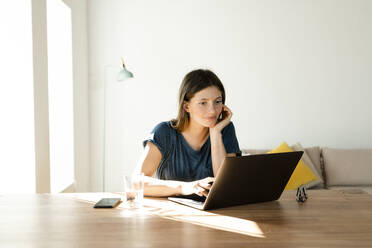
left=168, top=197, right=205, bottom=209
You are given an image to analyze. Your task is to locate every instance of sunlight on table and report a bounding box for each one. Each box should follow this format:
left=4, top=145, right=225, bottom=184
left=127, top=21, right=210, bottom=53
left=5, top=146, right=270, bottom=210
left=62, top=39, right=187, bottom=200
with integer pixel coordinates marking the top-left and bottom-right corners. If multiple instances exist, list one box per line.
left=141, top=197, right=265, bottom=238
left=62, top=193, right=265, bottom=238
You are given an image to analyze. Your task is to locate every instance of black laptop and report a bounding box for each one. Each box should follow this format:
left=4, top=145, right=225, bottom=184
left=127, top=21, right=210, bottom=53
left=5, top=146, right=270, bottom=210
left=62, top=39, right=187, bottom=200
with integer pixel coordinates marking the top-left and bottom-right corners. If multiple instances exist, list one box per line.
left=168, top=151, right=303, bottom=210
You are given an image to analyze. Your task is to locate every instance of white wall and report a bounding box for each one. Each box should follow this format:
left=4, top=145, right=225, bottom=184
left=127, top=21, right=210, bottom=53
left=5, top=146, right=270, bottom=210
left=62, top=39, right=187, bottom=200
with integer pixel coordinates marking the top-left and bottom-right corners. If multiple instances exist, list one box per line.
left=88, top=0, right=372, bottom=191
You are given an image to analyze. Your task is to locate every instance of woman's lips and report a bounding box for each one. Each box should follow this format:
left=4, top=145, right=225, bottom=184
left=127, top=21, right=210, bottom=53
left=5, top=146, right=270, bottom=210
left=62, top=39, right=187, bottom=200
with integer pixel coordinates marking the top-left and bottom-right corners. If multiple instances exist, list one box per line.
left=206, top=116, right=216, bottom=121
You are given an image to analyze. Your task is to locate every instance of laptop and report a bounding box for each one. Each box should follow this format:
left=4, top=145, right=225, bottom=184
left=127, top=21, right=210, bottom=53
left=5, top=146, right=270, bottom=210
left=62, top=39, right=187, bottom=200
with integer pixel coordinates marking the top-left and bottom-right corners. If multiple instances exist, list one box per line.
left=168, top=151, right=303, bottom=210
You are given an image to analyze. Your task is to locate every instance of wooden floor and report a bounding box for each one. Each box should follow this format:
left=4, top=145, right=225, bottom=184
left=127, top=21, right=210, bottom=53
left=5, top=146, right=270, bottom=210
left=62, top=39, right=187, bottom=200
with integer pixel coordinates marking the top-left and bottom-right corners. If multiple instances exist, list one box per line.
left=1, top=189, right=372, bottom=247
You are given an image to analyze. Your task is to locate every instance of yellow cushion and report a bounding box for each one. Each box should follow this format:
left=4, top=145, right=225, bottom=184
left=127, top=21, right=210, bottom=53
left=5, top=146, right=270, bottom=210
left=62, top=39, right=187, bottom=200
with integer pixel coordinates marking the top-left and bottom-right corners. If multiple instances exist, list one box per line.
left=268, top=142, right=317, bottom=190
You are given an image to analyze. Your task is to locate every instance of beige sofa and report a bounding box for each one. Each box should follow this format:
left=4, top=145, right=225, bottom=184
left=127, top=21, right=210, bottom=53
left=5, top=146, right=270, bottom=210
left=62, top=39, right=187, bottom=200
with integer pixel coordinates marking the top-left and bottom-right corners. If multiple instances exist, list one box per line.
left=241, top=146, right=372, bottom=195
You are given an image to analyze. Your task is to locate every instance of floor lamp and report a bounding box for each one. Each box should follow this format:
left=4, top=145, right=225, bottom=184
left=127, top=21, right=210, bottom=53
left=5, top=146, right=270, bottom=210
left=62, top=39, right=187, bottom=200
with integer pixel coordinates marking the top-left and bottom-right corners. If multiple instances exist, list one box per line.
left=103, top=57, right=133, bottom=192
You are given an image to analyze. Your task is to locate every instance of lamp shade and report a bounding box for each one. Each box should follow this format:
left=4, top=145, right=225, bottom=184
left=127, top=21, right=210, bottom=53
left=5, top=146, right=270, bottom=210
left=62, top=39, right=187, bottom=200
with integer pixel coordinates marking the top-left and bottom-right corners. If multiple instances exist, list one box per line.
left=116, top=67, right=133, bottom=81
left=116, top=57, right=134, bottom=81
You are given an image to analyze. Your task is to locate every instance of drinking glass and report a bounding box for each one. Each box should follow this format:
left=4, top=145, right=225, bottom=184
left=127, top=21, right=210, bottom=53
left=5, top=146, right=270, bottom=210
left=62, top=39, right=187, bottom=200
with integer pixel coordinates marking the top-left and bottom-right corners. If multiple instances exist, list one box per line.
left=123, top=173, right=144, bottom=208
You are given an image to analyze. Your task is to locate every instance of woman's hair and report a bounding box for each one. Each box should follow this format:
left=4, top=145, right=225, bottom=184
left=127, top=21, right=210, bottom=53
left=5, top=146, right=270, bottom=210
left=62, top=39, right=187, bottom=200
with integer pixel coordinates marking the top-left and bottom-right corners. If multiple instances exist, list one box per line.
left=171, top=69, right=225, bottom=132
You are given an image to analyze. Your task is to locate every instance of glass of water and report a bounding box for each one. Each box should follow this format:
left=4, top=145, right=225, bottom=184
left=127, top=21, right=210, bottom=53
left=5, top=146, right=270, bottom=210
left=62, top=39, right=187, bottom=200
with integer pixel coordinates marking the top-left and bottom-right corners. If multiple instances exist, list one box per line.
left=123, top=173, right=144, bottom=208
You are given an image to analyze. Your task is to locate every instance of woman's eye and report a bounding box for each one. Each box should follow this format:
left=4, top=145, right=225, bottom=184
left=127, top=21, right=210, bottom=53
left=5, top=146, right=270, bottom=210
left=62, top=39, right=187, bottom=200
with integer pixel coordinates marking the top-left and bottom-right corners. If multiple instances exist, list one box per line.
left=216, top=100, right=223, bottom=104
left=199, top=102, right=207, bottom=105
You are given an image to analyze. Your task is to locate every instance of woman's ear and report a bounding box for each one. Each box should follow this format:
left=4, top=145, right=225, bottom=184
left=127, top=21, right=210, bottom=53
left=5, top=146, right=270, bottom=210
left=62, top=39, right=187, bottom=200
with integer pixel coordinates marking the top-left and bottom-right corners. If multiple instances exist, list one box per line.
left=183, top=101, right=190, bottom=112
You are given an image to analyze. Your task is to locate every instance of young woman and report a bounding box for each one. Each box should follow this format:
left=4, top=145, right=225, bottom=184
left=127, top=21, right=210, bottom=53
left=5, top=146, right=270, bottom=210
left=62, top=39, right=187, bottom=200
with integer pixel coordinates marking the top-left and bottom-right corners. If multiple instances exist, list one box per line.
left=136, top=69, right=240, bottom=197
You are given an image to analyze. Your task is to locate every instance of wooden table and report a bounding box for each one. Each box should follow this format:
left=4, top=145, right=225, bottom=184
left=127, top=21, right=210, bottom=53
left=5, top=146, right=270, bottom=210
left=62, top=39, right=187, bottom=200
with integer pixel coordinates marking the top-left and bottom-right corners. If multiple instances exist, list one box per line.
left=1, top=190, right=372, bottom=247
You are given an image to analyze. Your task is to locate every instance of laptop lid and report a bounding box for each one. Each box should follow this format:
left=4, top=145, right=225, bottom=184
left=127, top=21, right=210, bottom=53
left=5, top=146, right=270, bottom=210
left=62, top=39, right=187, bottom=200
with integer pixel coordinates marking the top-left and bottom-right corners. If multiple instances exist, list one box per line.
left=203, top=151, right=303, bottom=210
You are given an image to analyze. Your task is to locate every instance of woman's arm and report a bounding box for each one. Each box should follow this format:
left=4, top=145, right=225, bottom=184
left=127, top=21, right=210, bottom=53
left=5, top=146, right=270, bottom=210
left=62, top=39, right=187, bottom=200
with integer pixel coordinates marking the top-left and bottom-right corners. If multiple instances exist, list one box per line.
left=210, top=132, right=231, bottom=177
left=209, top=105, right=236, bottom=176
left=136, top=142, right=213, bottom=197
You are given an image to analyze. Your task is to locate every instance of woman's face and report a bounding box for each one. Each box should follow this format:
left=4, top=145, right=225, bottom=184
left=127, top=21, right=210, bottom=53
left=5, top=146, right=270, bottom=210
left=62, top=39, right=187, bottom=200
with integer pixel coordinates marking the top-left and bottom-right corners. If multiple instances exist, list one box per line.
left=185, top=86, right=224, bottom=128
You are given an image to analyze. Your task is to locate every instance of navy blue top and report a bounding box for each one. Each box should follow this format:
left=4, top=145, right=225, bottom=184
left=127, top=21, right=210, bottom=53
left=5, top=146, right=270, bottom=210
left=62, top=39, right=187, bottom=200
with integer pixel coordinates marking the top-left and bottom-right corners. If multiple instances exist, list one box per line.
left=143, top=121, right=240, bottom=182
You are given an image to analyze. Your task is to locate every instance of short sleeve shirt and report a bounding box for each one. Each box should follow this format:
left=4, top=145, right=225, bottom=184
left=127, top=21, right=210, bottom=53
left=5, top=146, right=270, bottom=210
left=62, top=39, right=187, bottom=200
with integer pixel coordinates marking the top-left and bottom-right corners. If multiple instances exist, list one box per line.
left=143, top=121, right=241, bottom=182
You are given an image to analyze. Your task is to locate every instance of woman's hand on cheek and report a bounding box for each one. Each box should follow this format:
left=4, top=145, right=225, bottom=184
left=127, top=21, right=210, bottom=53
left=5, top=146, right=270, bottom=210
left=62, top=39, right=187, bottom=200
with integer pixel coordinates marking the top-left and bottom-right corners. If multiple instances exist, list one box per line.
left=210, top=105, right=232, bottom=134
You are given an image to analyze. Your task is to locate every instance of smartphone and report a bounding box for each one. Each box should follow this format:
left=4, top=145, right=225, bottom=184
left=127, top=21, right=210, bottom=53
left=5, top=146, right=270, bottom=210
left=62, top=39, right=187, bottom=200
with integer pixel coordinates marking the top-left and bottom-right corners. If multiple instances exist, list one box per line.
left=93, top=198, right=122, bottom=208
left=218, top=108, right=228, bottom=122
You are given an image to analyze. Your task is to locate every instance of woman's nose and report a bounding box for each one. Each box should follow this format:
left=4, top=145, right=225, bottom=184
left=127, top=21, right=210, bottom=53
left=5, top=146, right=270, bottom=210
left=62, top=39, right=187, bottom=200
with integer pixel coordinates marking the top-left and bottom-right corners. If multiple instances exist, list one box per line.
left=207, top=103, right=219, bottom=114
